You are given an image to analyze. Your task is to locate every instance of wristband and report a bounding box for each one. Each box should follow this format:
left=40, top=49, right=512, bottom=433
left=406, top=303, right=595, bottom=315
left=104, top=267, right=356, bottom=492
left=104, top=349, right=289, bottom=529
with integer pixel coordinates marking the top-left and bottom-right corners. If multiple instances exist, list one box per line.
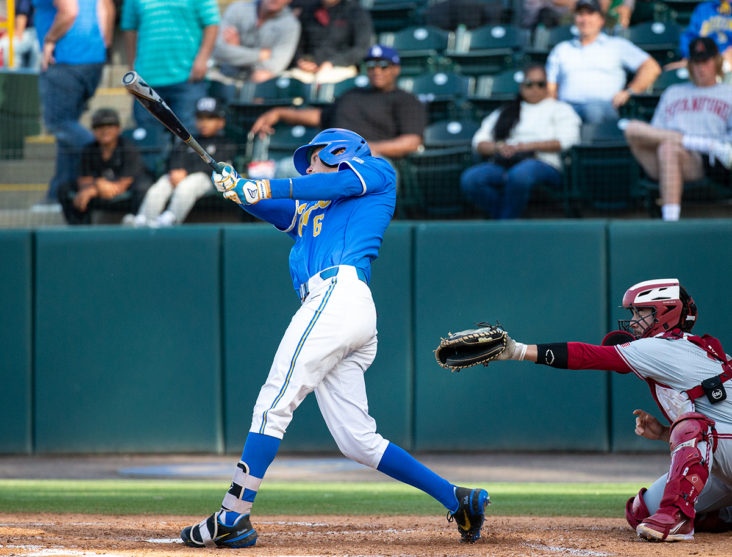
left=535, top=343, right=568, bottom=368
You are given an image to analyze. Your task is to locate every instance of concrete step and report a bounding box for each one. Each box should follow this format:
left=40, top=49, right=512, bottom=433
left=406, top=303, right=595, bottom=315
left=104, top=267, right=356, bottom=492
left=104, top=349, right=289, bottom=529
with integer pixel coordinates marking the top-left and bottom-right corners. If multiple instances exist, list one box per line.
left=23, top=135, right=56, bottom=159
left=80, top=86, right=135, bottom=129
left=0, top=207, right=66, bottom=228
left=0, top=158, right=54, bottom=184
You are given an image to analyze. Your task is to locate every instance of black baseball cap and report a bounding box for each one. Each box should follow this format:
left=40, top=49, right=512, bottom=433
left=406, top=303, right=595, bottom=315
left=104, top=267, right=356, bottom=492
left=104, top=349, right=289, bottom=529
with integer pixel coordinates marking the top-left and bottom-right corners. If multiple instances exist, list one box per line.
left=91, top=108, right=120, bottom=128
left=688, top=37, right=719, bottom=62
left=575, top=0, right=602, bottom=12
left=195, top=96, right=226, bottom=118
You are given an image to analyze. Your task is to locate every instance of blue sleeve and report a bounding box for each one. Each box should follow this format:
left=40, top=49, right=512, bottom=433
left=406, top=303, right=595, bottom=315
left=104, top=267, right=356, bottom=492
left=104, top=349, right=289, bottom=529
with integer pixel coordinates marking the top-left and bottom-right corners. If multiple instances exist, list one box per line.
left=268, top=158, right=393, bottom=200
left=237, top=199, right=298, bottom=231
left=680, top=4, right=706, bottom=59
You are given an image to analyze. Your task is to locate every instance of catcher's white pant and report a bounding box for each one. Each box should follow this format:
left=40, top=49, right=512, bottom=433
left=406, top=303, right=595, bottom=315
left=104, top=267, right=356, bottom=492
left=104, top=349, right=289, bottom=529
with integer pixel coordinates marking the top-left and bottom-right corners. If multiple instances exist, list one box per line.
left=138, top=171, right=212, bottom=223
left=250, top=265, right=389, bottom=469
left=643, top=422, right=732, bottom=515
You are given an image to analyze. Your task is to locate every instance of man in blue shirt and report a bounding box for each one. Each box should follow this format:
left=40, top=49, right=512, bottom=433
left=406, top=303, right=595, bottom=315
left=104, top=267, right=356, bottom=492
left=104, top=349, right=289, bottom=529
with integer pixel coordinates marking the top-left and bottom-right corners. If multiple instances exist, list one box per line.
left=179, top=128, right=490, bottom=549
left=32, top=0, right=112, bottom=205
left=546, top=0, right=661, bottom=123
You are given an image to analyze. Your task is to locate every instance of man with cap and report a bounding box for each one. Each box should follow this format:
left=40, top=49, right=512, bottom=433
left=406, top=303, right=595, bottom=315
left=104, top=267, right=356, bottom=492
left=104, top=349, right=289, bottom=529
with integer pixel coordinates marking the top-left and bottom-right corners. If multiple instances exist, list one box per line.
left=251, top=44, right=425, bottom=161
left=546, top=0, right=661, bottom=123
left=624, top=37, right=732, bottom=221
left=128, top=97, right=238, bottom=227
left=677, top=0, right=732, bottom=76
left=58, top=107, right=151, bottom=225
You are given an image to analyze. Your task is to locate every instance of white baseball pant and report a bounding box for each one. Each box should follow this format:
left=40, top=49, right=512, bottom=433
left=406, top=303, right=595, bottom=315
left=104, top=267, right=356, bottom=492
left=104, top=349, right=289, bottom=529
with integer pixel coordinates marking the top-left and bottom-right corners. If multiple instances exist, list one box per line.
left=138, top=171, right=213, bottom=223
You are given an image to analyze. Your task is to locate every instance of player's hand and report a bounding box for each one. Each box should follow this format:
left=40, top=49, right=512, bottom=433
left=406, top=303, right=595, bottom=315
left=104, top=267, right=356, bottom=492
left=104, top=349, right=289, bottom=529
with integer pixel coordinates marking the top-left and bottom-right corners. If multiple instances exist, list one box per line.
left=633, top=409, right=670, bottom=442
left=212, top=166, right=271, bottom=205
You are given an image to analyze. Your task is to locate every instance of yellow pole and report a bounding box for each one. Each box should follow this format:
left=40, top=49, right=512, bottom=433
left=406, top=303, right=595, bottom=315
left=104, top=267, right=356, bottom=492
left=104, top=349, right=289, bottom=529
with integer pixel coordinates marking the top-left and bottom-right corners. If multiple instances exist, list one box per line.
left=7, top=0, right=15, bottom=68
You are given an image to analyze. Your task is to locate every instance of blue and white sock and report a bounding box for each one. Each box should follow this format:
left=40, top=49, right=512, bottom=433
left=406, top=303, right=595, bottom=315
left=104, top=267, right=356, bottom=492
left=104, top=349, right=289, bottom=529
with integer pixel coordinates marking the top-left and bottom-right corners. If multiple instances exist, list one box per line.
left=376, top=442, right=458, bottom=512
left=220, top=432, right=281, bottom=525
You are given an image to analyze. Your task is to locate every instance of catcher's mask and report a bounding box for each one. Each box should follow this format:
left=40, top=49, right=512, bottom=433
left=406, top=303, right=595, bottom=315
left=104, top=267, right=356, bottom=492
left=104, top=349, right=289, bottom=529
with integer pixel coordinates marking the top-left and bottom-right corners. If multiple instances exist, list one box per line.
left=618, top=278, right=697, bottom=338
left=293, top=128, right=371, bottom=175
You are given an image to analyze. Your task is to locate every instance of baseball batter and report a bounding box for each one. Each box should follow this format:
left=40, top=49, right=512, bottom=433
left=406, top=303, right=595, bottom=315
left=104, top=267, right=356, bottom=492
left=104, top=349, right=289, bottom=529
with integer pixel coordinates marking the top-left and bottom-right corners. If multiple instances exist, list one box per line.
left=485, top=278, right=732, bottom=542
left=180, top=128, right=489, bottom=548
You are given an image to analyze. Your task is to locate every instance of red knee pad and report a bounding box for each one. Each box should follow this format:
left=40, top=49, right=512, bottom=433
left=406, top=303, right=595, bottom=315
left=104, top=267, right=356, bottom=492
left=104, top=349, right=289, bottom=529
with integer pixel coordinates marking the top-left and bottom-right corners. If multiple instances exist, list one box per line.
left=658, top=412, right=716, bottom=519
left=625, top=487, right=650, bottom=529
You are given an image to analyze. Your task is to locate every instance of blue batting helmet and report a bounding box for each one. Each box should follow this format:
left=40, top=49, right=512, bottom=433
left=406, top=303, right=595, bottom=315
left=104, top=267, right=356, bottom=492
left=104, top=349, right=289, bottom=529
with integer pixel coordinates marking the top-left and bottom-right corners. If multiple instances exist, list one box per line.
left=293, top=128, right=371, bottom=175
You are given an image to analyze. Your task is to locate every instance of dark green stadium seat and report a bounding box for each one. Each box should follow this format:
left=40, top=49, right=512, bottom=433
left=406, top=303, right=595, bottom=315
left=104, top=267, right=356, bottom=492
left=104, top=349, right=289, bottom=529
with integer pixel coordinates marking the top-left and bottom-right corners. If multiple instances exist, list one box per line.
left=639, top=174, right=732, bottom=217
left=363, top=0, right=424, bottom=33
left=620, top=67, right=690, bottom=121
left=468, top=68, right=523, bottom=120
left=524, top=24, right=579, bottom=64
left=311, top=74, right=371, bottom=106
left=229, top=77, right=314, bottom=141
left=564, top=122, right=643, bottom=215
left=379, top=25, right=452, bottom=75
left=422, top=118, right=480, bottom=148
left=246, top=124, right=321, bottom=163
left=398, top=71, right=473, bottom=122
left=444, top=24, right=526, bottom=75
left=620, top=21, right=683, bottom=66
left=663, top=0, right=703, bottom=26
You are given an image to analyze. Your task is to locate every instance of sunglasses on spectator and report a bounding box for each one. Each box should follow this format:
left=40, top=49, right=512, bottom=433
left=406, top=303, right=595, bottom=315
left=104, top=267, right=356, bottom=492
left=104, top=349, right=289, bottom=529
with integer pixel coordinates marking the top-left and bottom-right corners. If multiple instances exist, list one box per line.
left=522, top=80, right=547, bottom=88
left=365, top=60, right=393, bottom=69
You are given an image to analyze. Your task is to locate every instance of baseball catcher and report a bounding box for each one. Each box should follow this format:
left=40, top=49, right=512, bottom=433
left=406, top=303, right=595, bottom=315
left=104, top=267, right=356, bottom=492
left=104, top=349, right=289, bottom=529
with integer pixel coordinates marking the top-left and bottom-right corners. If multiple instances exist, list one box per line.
left=438, top=278, right=732, bottom=542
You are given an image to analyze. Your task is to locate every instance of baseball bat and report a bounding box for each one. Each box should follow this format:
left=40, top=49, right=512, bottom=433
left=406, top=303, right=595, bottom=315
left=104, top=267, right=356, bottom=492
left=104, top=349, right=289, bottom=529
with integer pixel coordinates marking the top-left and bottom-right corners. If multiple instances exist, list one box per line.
left=121, top=71, right=226, bottom=173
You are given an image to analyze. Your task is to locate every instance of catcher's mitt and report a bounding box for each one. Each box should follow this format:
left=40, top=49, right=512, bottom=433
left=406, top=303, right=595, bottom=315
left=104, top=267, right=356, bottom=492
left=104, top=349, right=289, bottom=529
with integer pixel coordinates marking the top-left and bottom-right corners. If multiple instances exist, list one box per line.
left=434, top=323, right=508, bottom=371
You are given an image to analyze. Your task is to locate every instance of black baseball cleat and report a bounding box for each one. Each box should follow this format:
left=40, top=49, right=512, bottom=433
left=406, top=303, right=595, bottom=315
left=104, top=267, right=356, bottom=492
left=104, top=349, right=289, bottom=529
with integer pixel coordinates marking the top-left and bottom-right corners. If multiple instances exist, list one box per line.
left=447, top=486, right=490, bottom=543
left=181, top=511, right=257, bottom=548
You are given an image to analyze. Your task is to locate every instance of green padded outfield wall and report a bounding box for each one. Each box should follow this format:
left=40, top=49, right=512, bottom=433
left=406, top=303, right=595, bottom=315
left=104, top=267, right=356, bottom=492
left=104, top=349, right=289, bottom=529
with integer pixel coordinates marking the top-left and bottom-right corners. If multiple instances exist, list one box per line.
left=33, top=228, right=223, bottom=453
left=608, top=220, right=732, bottom=451
left=413, top=221, right=610, bottom=451
left=0, top=231, right=33, bottom=453
left=222, top=224, right=414, bottom=453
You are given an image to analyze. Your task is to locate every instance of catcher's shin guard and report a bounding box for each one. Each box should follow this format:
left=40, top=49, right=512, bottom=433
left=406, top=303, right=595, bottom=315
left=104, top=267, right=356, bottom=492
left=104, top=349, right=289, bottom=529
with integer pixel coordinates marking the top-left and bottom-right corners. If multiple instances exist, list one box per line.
left=180, top=511, right=257, bottom=548
left=636, top=412, right=715, bottom=542
left=625, top=487, right=650, bottom=529
left=448, top=486, right=490, bottom=543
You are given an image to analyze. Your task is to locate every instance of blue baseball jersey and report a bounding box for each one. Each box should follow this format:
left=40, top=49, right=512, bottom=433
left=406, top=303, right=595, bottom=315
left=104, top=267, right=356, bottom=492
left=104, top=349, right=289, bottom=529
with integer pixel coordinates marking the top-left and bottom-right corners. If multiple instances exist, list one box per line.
left=33, top=0, right=106, bottom=65
left=680, top=1, right=732, bottom=58
left=243, top=155, right=396, bottom=292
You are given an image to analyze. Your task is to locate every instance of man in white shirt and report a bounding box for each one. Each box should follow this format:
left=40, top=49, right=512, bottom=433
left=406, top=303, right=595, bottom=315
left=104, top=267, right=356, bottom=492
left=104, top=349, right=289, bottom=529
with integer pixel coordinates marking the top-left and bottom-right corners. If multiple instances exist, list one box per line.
left=546, top=0, right=661, bottom=123
left=624, top=37, right=732, bottom=221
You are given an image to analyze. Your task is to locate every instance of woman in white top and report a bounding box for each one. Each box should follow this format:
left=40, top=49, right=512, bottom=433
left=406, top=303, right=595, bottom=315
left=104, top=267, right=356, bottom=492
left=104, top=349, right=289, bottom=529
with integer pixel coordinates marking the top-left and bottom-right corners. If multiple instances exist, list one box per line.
left=460, top=65, right=581, bottom=219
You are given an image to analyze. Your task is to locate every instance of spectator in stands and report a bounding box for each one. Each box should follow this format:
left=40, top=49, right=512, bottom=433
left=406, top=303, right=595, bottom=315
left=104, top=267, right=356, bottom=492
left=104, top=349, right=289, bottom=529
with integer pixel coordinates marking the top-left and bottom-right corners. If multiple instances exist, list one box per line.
left=251, top=44, right=425, bottom=165
left=601, top=0, right=634, bottom=30
left=32, top=0, right=113, bottom=208
left=0, top=0, right=40, bottom=69
left=460, top=64, right=581, bottom=219
left=59, top=108, right=151, bottom=225
left=423, top=0, right=503, bottom=31
left=546, top=0, right=661, bottom=123
left=128, top=97, right=238, bottom=228
left=669, top=0, right=732, bottom=76
left=624, top=37, right=732, bottom=222
left=288, top=0, right=372, bottom=84
left=521, top=0, right=573, bottom=30
left=121, top=0, right=219, bottom=163
left=210, top=0, right=301, bottom=85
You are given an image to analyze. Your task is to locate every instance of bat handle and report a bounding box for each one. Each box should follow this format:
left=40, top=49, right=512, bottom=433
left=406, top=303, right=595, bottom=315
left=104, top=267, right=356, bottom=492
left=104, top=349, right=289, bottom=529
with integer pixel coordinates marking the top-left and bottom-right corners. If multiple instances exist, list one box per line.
left=210, top=161, right=227, bottom=174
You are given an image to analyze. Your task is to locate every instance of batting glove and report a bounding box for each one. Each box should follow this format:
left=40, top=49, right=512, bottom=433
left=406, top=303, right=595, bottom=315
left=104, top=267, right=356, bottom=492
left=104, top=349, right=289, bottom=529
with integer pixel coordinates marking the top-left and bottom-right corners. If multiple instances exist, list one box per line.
left=212, top=166, right=271, bottom=205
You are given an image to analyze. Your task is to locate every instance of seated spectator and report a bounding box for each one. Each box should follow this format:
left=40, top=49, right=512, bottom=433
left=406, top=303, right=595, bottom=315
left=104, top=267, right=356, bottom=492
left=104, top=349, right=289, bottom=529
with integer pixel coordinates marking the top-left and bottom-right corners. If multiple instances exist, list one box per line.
left=210, top=0, right=301, bottom=84
left=128, top=97, right=238, bottom=227
left=601, top=0, right=634, bottom=30
left=288, top=0, right=372, bottom=84
left=521, top=0, right=573, bottom=30
left=624, top=38, right=732, bottom=221
left=0, top=0, right=40, bottom=69
left=59, top=108, right=151, bottom=225
left=546, top=0, right=661, bottom=123
left=460, top=64, right=581, bottom=219
left=251, top=45, right=425, bottom=175
left=423, top=0, right=503, bottom=31
left=670, top=0, right=732, bottom=76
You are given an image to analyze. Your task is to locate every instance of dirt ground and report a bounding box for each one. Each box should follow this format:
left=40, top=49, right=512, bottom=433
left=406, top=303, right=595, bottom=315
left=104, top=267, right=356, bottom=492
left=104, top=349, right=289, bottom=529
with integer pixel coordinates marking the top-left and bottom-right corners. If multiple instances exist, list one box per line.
left=1, top=512, right=731, bottom=557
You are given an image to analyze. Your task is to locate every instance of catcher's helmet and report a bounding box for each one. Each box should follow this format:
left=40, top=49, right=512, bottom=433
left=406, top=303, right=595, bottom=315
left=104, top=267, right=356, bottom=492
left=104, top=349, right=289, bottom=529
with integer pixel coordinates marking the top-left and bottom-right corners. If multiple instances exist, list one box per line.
left=293, top=128, right=371, bottom=175
left=618, top=278, right=697, bottom=338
